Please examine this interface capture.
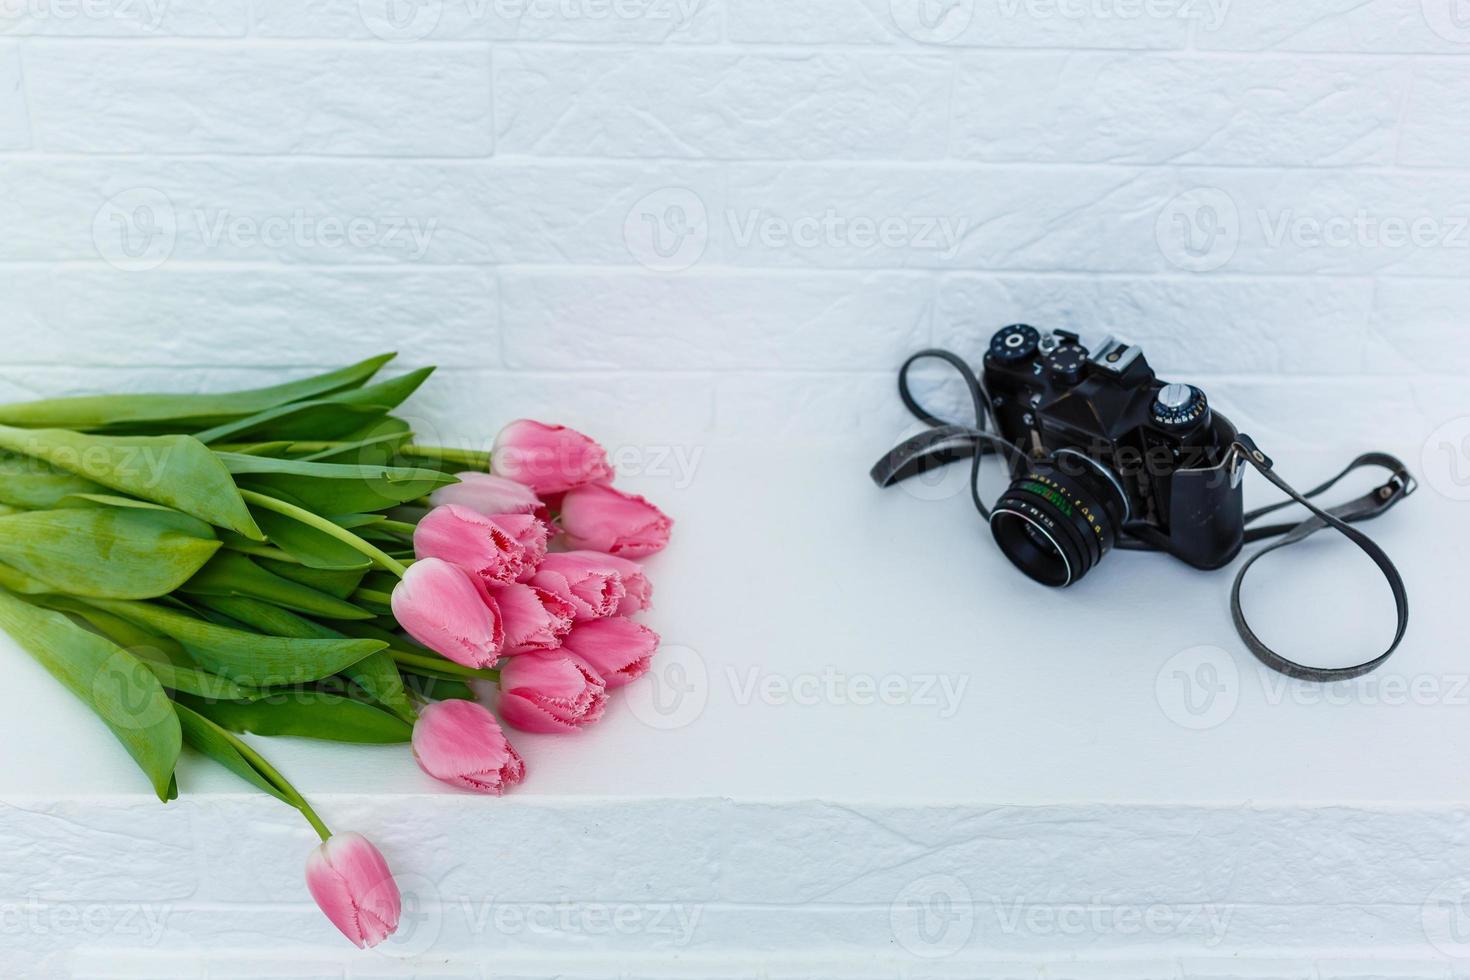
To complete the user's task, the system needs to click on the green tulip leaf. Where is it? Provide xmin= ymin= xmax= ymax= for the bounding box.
xmin=173 ymin=702 xmax=292 ymax=805
xmin=0 ymin=453 xmax=106 ymax=508
xmin=179 ymin=551 xmax=372 ymax=621
xmin=0 ymin=354 xmax=396 ymax=432
xmin=0 ymin=505 xmax=221 ymax=599
xmin=85 ymin=598 xmax=384 ymax=687
xmin=250 ymin=507 xmax=372 ymax=572
xmin=175 ymin=690 xmax=412 ymax=744
xmin=218 ymin=453 xmax=454 ymax=514
xmin=194 ymin=595 xmax=414 ymax=721
xmin=298 ymin=421 xmax=413 ymax=465
xmin=403 ymin=673 xmax=476 ymax=703
xmin=0 ymin=426 xmax=263 ymax=540
xmin=193 ymin=402 xmax=389 ymax=448
xmin=0 ymin=590 xmax=180 ymax=801
xmin=193 ymin=368 xmax=433 ymax=447
xmin=256 ymin=559 xmax=368 ymax=600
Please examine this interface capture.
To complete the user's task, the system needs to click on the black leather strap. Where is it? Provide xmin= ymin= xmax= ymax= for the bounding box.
xmin=871 ymin=347 xmax=1415 ymax=682
xmin=868 ymin=349 xmax=1028 ymax=520
xmin=1228 ymin=435 xmax=1414 ymax=682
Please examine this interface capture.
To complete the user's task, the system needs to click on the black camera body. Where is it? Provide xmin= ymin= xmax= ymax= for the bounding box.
xmin=874 ymin=323 xmax=1415 ymax=680
xmin=983 ymin=324 xmax=1245 ymax=586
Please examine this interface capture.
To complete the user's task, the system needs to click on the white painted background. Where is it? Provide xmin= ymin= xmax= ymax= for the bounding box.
xmin=4 ymin=3 xmax=1470 ymax=977
xmin=1 ymin=0 xmax=1468 ymax=456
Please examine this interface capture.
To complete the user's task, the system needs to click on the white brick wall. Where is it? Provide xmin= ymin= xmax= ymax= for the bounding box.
xmin=0 ymin=0 xmax=1467 ymax=451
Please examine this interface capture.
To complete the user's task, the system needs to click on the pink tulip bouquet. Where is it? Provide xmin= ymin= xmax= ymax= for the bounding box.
xmin=0 ymin=355 xmax=671 ymax=948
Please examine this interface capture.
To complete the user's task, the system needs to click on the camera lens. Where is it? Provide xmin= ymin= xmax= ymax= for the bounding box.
xmin=989 ymin=454 xmax=1128 ymax=587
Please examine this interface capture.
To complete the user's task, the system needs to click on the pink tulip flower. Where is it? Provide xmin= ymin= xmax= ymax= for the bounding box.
xmin=390 ymin=558 xmax=504 ymax=668
xmin=412 ymin=698 xmax=525 ymax=795
xmin=305 ymin=832 xmax=401 ymax=949
xmin=560 ymin=618 xmax=660 ymax=688
xmin=529 ymin=552 xmax=627 ymax=620
xmin=492 ymin=582 xmax=575 ymax=654
xmin=593 ymin=552 xmax=653 ymax=613
xmin=413 ymin=504 xmax=537 ymax=585
xmin=497 ymin=650 xmax=607 ymax=733
xmin=557 ymin=484 xmax=673 ymax=557
xmin=492 ymin=513 xmax=550 ymax=573
xmin=431 ymin=472 xmax=546 ymax=519
xmin=490 ymin=420 xmax=615 ymax=496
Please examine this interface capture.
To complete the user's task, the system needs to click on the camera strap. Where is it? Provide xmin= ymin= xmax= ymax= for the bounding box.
xmin=869 ymin=348 xmax=1416 ymax=683
xmin=1227 ymin=435 xmax=1415 ymax=682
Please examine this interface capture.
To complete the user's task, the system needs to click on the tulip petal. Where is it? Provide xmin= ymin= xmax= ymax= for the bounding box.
xmin=305 ymin=832 xmax=401 ymax=949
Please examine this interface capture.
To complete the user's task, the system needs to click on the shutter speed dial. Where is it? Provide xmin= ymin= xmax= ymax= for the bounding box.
xmin=1151 ymin=383 xmax=1210 ymax=430
xmin=1045 ymin=345 xmax=1088 ymax=386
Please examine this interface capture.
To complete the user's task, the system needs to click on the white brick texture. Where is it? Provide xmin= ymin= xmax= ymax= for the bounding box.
xmin=0 ymin=0 xmax=1466 ymax=450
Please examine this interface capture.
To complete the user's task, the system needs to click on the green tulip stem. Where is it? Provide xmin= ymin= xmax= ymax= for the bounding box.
xmin=399 ymin=445 xmax=491 ymax=470
xmin=388 ymin=648 xmax=499 ymax=682
xmin=238 ymin=489 xmax=409 ymax=579
xmin=213 ymin=722 xmax=331 ymax=842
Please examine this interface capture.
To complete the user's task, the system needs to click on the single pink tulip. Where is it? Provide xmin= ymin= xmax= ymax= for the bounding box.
xmin=413 ymin=504 xmax=537 ymax=585
xmin=560 ymin=618 xmax=660 ymax=688
xmin=390 ymin=558 xmax=504 ymax=668
xmin=594 ymin=552 xmax=653 ymax=613
xmin=431 ymin=472 xmax=546 ymax=519
xmin=529 ymin=552 xmax=627 ymax=620
xmin=492 ymin=513 xmax=550 ymax=574
xmin=492 ymin=582 xmax=575 ymax=654
xmin=305 ymin=832 xmax=401 ymax=949
xmin=497 ymin=650 xmax=607 ymax=733
xmin=411 ymin=698 xmax=525 ymax=795
xmin=490 ymin=419 xmax=615 ymax=496
xmin=557 ymin=484 xmax=673 ymax=558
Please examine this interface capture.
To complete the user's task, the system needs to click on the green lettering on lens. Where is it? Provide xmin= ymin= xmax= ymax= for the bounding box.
xmin=1018 ymin=480 xmax=1073 ymax=517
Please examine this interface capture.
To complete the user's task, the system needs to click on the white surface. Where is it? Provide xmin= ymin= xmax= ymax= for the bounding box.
xmin=1 ymin=2 xmax=1470 ymax=457
xmin=5 ymin=0 xmax=1470 ymax=972
xmin=1 ymin=443 xmax=1462 ymax=806
xmin=3 ymin=441 xmax=1470 ymax=976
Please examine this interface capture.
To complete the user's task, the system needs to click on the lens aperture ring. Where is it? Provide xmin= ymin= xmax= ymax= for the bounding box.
xmin=989 ymin=460 xmax=1125 ymax=588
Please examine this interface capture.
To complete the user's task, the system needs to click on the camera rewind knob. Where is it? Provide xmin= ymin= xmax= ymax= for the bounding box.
xmin=988 ymin=324 xmax=1040 ymax=364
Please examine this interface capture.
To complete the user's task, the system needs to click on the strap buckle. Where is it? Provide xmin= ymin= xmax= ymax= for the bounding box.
xmin=1384 ymin=469 xmax=1418 ymax=500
